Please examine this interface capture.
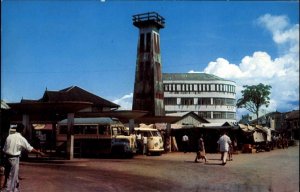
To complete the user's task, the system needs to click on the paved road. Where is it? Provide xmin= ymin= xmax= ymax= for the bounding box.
xmin=19 ymin=145 xmax=299 ymax=192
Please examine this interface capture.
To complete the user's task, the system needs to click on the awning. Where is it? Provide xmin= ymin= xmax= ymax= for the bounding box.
xmin=139 ymin=123 xmax=155 ymax=128
xmin=32 ymin=124 xmax=53 ymax=131
xmin=239 ymin=124 xmax=256 ymax=132
xmin=253 ymin=131 xmax=266 ymax=142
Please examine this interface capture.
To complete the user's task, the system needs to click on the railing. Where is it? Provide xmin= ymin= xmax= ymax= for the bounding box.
xmin=132 ymin=12 xmax=165 ymax=25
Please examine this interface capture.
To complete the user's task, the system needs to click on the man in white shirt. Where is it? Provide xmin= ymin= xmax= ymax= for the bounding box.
xmin=217 ymin=130 xmax=232 ymax=165
xmin=182 ymin=134 xmax=189 ymax=153
xmin=2 ymin=124 xmax=45 ymax=192
xmin=136 ymin=131 xmax=143 ymax=154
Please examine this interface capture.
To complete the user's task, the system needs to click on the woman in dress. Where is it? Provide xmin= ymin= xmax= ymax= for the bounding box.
xmin=194 ymin=135 xmax=208 ymax=163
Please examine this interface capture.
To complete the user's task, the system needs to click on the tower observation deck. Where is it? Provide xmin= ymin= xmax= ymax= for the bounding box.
xmin=132 ymin=12 xmax=165 ymax=29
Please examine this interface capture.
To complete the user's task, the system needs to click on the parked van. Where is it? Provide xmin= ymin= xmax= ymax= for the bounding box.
xmin=133 ymin=127 xmax=164 ymax=155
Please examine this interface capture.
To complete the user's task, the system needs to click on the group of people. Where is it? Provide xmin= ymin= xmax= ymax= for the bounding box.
xmin=271 ymin=134 xmax=289 ymax=149
xmin=0 ymin=124 xmax=45 ymax=192
xmin=183 ymin=130 xmax=233 ymax=165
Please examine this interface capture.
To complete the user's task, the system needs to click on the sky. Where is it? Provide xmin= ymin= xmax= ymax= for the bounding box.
xmin=1 ymin=1 xmax=299 ymax=120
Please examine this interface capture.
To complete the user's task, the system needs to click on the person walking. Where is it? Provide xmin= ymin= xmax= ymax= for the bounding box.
xmin=182 ymin=134 xmax=189 ymax=153
xmin=136 ymin=131 xmax=143 ymax=154
xmin=217 ymin=130 xmax=232 ymax=165
xmin=194 ymin=135 xmax=208 ymax=163
xmin=228 ymin=143 xmax=233 ymax=161
xmin=143 ymin=135 xmax=148 ymax=155
xmin=2 ymin=124 xmax=45 ymax=192
xmin=233 ymin=137 xmax=238 ymax=152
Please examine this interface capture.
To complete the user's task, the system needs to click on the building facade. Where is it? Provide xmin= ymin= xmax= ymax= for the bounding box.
xmin=163 ymin=73 xmax=236 ymax=123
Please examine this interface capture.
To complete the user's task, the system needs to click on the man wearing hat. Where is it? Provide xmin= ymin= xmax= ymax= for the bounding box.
xmin=2 ymin=123 xmax=45 ymax=192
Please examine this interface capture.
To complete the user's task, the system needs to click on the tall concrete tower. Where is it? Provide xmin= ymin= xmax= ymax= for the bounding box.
xmin=132 ymin=12 xmax=165 ymax=116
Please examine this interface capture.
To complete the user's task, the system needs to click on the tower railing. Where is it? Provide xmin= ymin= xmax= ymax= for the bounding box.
xmin=132 ymin=12 xmax=165 ymax=26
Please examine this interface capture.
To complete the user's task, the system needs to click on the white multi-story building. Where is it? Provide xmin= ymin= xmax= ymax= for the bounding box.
xmin=163 ymin=73 xmax=236 ymax=124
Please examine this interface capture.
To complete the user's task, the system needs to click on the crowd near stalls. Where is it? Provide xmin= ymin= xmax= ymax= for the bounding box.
xmin=169 ymin=124 xmax=238 ymax=153
xmin=151 ymin=122 xmax=296 ymax=154
xmin=180 ymin=124 xmax=239 ymax=153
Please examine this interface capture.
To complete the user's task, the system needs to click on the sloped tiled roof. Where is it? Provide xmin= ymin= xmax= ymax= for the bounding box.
xmin=40 ymin=86 xmax=119 ymax=108
xmin=285 ymin=110 xmax=299 ymax=120
xmin=162 ymin=73 xmax=233 ymax=82
xmin=179 ymin=111 xmax=209 ymax=123
xmin=20 ymin=99 xmax=39 ymax=103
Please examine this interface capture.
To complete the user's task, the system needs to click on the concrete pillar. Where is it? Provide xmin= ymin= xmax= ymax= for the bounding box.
xmin=166 ymin=123 xmax=171 ymax=152
xmin=129 ymin=119 xmax=135 ymax=134
xmin=51 ymin=122 xmax=57 ymax=152
xmin=22 ymin=114 xmax=31 ymax=140
xmin=66 ymin=113 xmax=74 ymax=160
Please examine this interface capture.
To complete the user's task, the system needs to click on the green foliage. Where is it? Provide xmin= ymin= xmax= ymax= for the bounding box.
xmin=237 ymin=83 xmax=272 ymax=121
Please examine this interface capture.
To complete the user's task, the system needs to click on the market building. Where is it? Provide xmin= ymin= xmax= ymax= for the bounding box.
xmin=284 ymin=110 xmax=299 ymax=140
xmin=246 ymin=110 xmax=300 ymax=141
xmin=162 ymin=73 xmax=237 ymax=124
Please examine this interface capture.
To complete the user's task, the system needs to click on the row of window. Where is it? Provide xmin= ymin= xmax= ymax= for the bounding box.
xmin=212 ymin=112 xmax=235 ymax=119
xmin=164 ymin=83 xmax=235 ymax=93
xmin=198 ymin=111 xmax=235 ymax=119
xmin=166 ymin=111 xmax=236 ymax=120
xmin=165 ymin=111 xmax=236 ymax=119
xmin=164 ymin=97 xmax=236 ymax=106
xmin=58 ymin=125 xmax=126 ymax=136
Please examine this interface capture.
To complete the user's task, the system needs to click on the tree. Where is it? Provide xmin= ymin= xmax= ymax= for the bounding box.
xmin=236 ymin=83 xmax=272 ymax=124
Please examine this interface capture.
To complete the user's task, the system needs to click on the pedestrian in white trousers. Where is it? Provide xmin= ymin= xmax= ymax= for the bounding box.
xmin=217 ymin=130 xmax=232 ymax=165
xmin=2 ymin=124 xmax=45 ymax=192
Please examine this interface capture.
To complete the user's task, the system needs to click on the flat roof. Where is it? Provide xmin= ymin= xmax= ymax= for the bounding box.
xmin=58 ymin=117 xmax=121 ymax=125
xmin=163 ymin=73 xmax=235 ymax=83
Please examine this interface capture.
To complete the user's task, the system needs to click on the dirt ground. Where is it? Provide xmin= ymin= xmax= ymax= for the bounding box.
xmin=18 ymin=145 xmax=299 ymax=192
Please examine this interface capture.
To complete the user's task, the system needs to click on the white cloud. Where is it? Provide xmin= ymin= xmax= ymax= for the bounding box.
xmin=204 ymin=14 xmax=299 ymax=119
xmin=257 ymin=14 xmax=289 ymax=35
xmin=257 ymin=14 xmax=299 ymax=48
xmin=113 ymin=93 xmax=133 ymax=110
xmin=188 ymin=70 xmax=203 ymax=73
xmin=205 ymin=58 xmax=244 ymax=79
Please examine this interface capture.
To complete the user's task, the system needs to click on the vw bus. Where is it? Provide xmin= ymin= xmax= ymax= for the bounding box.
xmin=134 ymin=127 xmax=164 ymax=155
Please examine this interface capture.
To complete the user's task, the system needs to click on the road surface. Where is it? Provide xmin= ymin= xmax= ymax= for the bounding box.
xmin=18 ymin=145 xmax=299 ymax=192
